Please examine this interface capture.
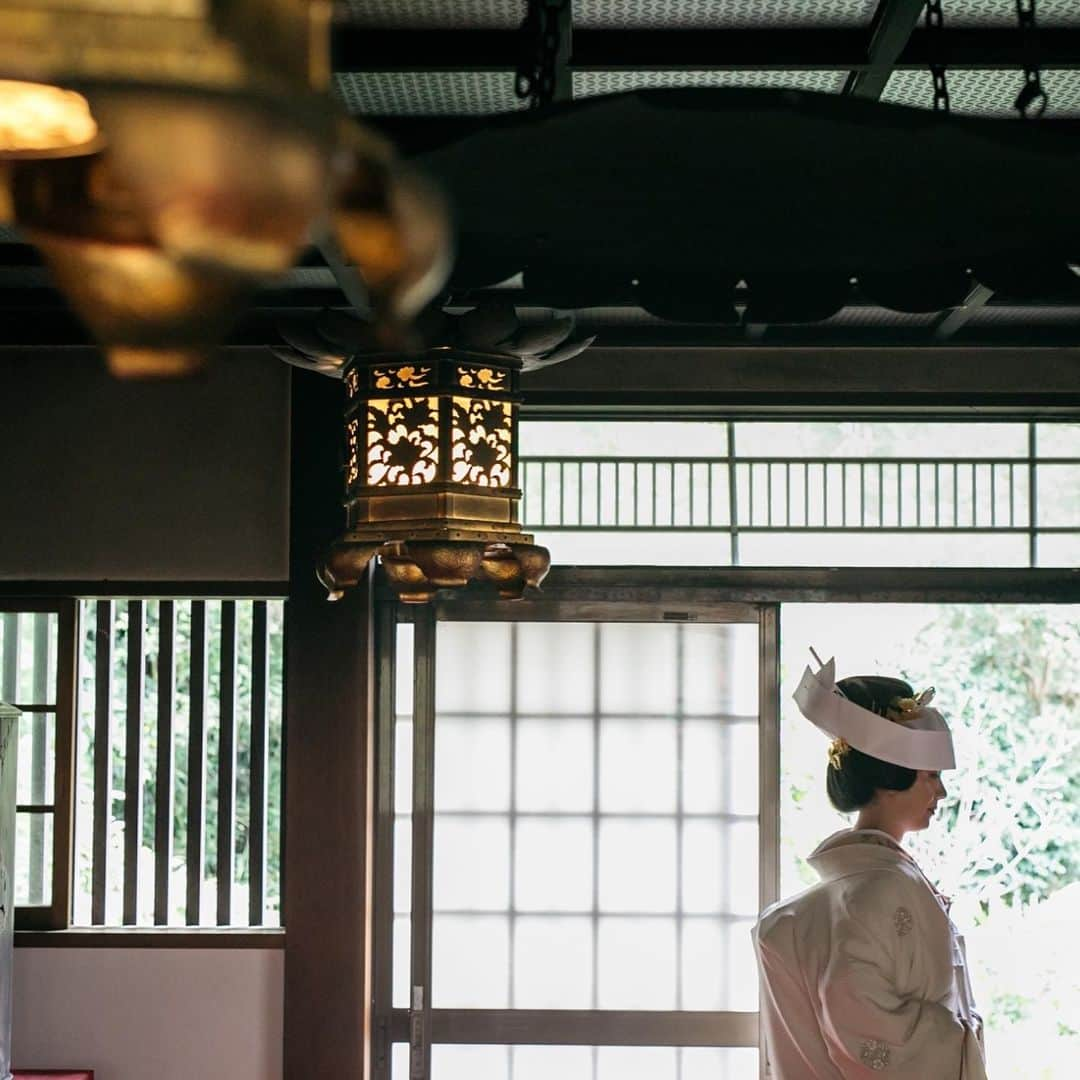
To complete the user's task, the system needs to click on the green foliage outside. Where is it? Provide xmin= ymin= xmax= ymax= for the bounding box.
xmin=74 ymin=599 xmax=284 ymax=926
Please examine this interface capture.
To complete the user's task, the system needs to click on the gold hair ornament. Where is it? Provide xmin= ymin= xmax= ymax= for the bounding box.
xmin=886 ymin=686 xmax=935 ymax=725
xmin=827 ymin=738 xmax=851 ymax=770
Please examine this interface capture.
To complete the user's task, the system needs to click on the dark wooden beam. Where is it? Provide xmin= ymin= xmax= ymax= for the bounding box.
xmin=333 ymin=27 xmax=1080 ymax=73
xmin=284 ymin=368 xmax=374 ymax=1075
xmin=520 ymin=346 xmax=1080 ymax=413
xmin=434 ymin=565 xmax=1080 ymax=606
xmin=845 ymin=0 xmax=926 ymax=99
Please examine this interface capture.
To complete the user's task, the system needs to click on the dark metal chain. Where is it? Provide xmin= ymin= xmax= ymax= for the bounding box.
xmin=1015 ymin=0 xmax=1049 ymax=119
xmin=925 ymin=0 xmax=950 ymax=114
xmin=515 ymin=0 xmax=570 ymax=109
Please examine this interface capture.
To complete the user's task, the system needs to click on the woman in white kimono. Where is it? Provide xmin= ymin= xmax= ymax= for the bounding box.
xmin=753 ymin=655 xmax=988 ymax=1078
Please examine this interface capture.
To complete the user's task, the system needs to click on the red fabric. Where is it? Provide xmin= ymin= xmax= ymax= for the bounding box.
xmin=14 ymin=1072 xmax=93 ymax=1079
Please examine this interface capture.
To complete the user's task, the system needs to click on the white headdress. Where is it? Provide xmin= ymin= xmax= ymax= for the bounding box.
xmin=793 ymin=650 xmax=956 ymax=771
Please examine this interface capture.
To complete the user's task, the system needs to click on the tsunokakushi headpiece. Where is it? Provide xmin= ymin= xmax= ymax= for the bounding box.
xmin=793 ymin=649 xmax=956 ymax=771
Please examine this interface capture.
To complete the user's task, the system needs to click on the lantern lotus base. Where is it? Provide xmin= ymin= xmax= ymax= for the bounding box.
xmin=318 ymin=537 xmax=550 ymax=604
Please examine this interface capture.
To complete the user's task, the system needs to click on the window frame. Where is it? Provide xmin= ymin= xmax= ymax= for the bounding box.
xmin=2 ymin=597 xmax=77 ymax=932
xmin=3 ymin=588 xmax=288 ymax=944
xmin=370 ymin=572 xmax=781 ymax=1079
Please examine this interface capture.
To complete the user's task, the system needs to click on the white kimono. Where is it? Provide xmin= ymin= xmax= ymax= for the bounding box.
xmin=753 ymin=829 xmax=988 ymax=1079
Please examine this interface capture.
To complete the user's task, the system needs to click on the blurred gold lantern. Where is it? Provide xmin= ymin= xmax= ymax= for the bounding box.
xmin=0 ymin=0 xmax=451 ymax=377
xmin=319 ymin=346 xmax=550 ymax=604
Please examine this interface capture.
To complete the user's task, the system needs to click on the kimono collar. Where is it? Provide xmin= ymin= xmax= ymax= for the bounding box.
xmin=806 ymin=828 xmax=916 ymax=883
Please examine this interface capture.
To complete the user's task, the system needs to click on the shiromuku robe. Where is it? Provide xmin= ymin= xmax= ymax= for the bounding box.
xmin=752 ymin=829 xmax=987 ymax=1078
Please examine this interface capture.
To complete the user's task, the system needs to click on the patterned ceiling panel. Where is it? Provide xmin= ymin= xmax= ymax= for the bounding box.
xmin=339 ymin=0 xmax=526 ymax=27
xmin=822 ymin=307 xmax=939 ymax=327
xmin=967 ymin=306 xmax=1080 ymax=326
xmin=574 ymin=0 xmax=877 ymax=28
xmin=574 ymin=69 xmax=848 ymax=98
xmin=941 ymin=0 xmax=1080 ymax=27
xmin=334 ymin=71 xmax=527 ymax=115
xmin=882 ymin=69 xmax=1080 ymax=117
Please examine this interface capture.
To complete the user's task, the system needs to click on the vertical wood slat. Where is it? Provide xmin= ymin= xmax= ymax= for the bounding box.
xmin=50 ymin=600 xmax=78 ymax=931
xmin=248 ymin=601 xmax=269 ymax=927
xmin=371 ymin=584 xmax=398 ymax=1080
xmin=29 ymin=613 xmax=50 ymax=903
xmin=154 ymin=601 xmax=176 ymax=926
xmin=123 ymin=600 xmax=145 ymax=925
xmin=91 ymin=601 xmax=113 ymax=925
xmin=186 ymin=601 xmax=208 ymax=925
xmin=217 ymin=600 xmax=237 ymax=926
xmin=409 ymin=607 xmax=437 ymax=1080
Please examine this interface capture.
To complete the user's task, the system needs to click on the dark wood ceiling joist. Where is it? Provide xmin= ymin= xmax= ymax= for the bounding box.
xmin=333 ymin=27 xmax=1080 ymax=74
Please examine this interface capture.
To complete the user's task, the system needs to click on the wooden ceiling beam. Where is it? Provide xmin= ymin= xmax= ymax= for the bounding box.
xmin=333 ymin=27 xmax=1080 ymax=73
xmin=845 ymin=0 xmax=926 ymax=99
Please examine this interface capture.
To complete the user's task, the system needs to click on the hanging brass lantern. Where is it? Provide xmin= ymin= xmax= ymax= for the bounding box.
xmin=276 ymin=302 xmax=596 ymax=603
xmin=322 ymin=347 xmax=550 ymax=603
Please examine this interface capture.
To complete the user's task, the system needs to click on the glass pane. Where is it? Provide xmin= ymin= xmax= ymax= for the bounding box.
xmin=516 ymin=623 xmax=595 ymax=714
xmin=1 ymin=611 xmax=58 ymax=706
xmin=516 ymin=719 xmax=593 ymax=812
xmin=15 ymin=810 xmax=53 ymax=906
xmin=393 ymin=624 xmax=414 ymax=1008
xmin=599 ymin=720 xmax=677 ymax=813
xmin=434 ymin=718 xmax=510 ymax=812
xmin=682 ymin=820 xmax=759 ymax=918
xmin=393 ymin=913 xmax=410 ymax=1009
xmin=515 ymin=817 xmax=593 ymax=912
xmin=1037 ymin=465 xmax=1080 ymax=526
xmin=734 ymin=420 xmax=1028 ymax=458
xmin=596 ymin=1046 xmax=676 ymax=1080
xmin=1037 ymin=422 xmax=1080 ymax=456
xmin=514 ymin=1046 xmax=591 ymax=1080
xmin=513 ymin=915 xmax=593 ymax=1009
xmin=683 ymin=720 xmax=759 ymax=816
xmin=596 ymin=917 xmax=677 ymax=1009
xmin=433 ymin=914 xmax=510 ymax=1007
xmin=430 ymin=1045 xmax=506 ymax=1080
xmin=599 ymin=819 xmax=677 ymax=913
xmin=1036 ymin=533 xmax=1080 ymax=567
xmin=741 ymin=530 xmax=1027 ymax=568
xmin=434 ymin=816 xmax=510 ymax=912
xmin=436 ymin=623 xmax=511 ymax=714
xmin=682 ymin=918 xmax=759 ymax=1012
xmin=682 ymin=624 xmax=757 ymax=716
xmin=16 ymin=712 xmax=55 ymax=806
xmin=599 ymin=624 xmax=678 ymax=715
xmin=530 ymin=531 xmax=734 ymax=567
xmin=681 ymin=1047 xmax=759 ymax=1080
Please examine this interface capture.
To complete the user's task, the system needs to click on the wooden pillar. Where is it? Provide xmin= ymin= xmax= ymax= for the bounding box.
xmin=284 ymin=367 xmax=374 ymax=1077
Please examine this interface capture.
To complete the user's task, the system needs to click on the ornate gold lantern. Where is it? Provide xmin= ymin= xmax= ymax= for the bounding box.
xmin=0 ymin=0 xmax=450 ymax=377
xmin=277 ymin=303 xmax=594 ymax=603
xmin=323 ymin=347 xmax=548 ymax=604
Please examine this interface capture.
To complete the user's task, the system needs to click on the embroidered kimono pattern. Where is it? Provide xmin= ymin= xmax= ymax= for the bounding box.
xmin=752 ymin=829 xmax=988 ymax=1079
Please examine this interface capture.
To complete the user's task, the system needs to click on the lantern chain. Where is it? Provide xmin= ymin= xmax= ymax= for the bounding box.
xmin=925 ymin=0 xmax=950 ymax=115
xmin=515 ymin=0 xmax=571 ymax=109
xmin=1014 ymin=0 xmax=1049 ymax=119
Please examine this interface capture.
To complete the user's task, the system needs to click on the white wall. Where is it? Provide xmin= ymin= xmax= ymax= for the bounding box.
xmin=12 ymin=948 xmax=282 ymax=1079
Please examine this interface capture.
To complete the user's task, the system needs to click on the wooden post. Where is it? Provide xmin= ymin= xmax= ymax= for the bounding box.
xmin=284 ymin=368 xmax=375 ymax=1076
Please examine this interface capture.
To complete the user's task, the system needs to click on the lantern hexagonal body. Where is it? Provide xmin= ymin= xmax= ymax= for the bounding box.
xmin=324 ymin=346 xmax=551 ymax=603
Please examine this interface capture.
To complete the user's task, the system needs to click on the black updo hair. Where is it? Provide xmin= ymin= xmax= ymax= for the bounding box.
xmin=826 ymin=675 xmax=918 ymax=813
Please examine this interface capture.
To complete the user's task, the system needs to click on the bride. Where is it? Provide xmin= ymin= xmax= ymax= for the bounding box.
xmin=753 ymin=655 xmax=988 ymax=1078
